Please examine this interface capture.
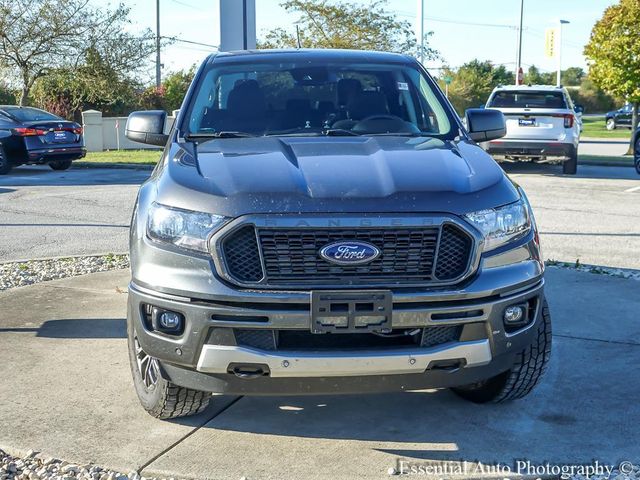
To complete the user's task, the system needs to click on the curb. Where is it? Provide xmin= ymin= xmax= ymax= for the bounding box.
xmin=578 ymin=159 xmax=635 ymax=168
xmin=72 ymin=162 xmax=155 ymax=170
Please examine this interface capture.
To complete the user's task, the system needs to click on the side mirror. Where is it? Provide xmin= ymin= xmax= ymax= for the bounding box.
xmin=574 ymin=104 xmax=584 ymax=114
xmin=465 ymin=108 xmax=506 ymax=142
xmin=125 ymin=110 xmax=168 ymax=146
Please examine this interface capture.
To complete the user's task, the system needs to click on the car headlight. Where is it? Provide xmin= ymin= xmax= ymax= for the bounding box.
xmin=147 ymin=203 xmax=226 ymax=253
xmin=465 ymin=198 xmax=531 ymax=251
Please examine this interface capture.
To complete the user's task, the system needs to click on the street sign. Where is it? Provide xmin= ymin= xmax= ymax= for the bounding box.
xmin=545 ymin=28 xmax=557 ymax=58
xmin=443 ymin=75 xmax=453 ymax=85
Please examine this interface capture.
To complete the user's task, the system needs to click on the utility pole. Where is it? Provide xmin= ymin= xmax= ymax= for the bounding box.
xmin=515 ymin=0 xmax=524 ymax=85
xmin=155 ymin=0 xmax=161 ymax=87
xmin=557 ymin=19 xmax=570 ymax=87
xmin=418 ymin=0 xmax=425 ymax=65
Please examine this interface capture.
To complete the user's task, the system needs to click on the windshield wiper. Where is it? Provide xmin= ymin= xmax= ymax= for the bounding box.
xmin=366 ymin=132 xmax=434 ymax=137
xmin=184 ymin=131 xmax=256 ymax=140
xmin=323 ymin=128 xmax=360 ymax=136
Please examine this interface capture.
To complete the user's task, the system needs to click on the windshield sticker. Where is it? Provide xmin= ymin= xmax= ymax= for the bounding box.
xmin=397 ymin=82 xmax=409 ymax=91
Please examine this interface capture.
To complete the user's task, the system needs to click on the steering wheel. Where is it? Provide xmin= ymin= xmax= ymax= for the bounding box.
xmin=352 ymin=114 xmax=419 ymax=134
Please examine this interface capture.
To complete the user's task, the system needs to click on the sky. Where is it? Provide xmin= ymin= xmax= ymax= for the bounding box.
xmin=110 ymin=0 xmax=617 ymax=81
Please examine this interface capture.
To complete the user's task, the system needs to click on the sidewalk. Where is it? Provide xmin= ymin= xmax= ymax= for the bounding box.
xmin=0 ymin=268 xmax=639 ymax=479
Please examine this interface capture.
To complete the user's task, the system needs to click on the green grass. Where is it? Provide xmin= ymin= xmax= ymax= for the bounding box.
xmin=79 ymin=150 xmax=162 ymax=165
xmin=581 ymin=116 xmax=634 ymax=139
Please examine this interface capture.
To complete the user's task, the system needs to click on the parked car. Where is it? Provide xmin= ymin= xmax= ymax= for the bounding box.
xmin=483 ymin=85 xmax=581 ymax=174
xmin=633 ymin=127 xmax=640 ymax=174
xmin=0 ymin=106 xmax=86 ymax=174
xmin=605 ymin=104 xmax=634 ymax=130
xmin=124 ymin=49 xmax=550 ymax=420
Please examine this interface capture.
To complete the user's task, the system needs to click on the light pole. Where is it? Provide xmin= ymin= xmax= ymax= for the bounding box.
xmin=515 ymin=0 xmax=524 ymax=85
xmin=418 ymin=0 xmax=425 ymax=64
xmin=557 ymin=19 xmax=570 ymax=87
xmin=155 ymin=0 xmax=161 ymax=87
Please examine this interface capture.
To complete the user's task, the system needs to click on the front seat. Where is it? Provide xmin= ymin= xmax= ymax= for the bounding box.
xmin=226 ymin=79 xmax=267 ymax=134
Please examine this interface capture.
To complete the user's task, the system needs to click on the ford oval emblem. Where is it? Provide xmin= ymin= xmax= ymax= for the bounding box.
xmin=319 ymin=241 xmax=380 ymax=265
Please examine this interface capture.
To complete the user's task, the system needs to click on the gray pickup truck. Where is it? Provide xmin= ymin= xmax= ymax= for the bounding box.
xmin=125 ymin=49 xmax=551 ymax=419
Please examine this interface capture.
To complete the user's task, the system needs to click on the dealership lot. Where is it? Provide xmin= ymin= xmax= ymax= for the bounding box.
xmin=0 ymin=161 xmax=639 ymax=479
xmin=1 ymin=162 xmax=638 ymax=269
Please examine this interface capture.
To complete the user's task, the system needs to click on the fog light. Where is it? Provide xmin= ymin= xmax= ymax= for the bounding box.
xmin=159 ymin=311 xmax=181 ymax=329
xmin=151 ymin=307 xmax=184 ymax=334
xmin=503 ymin=305 xmax=525 ymax=324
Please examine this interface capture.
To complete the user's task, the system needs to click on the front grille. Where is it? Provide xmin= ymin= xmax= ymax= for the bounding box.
xmin=221 ymin=226 xmax=263 ymax=282
xmin=434 ymin=225 xmax=473 ymax=280
xmin=219 ymin=222 xmax=474 ymax=288
xmin=233 ymin=326 xmax=461 ymax=351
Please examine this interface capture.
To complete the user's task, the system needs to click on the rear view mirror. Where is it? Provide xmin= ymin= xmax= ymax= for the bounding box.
xmin=465 ymin=108 xmax=506 ymax=142
xmin=125 ymin=110 xmax=168 ymax=146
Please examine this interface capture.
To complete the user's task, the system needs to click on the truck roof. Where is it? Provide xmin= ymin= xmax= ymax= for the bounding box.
xmin=208 ymin=48 xmax=414 ymax=65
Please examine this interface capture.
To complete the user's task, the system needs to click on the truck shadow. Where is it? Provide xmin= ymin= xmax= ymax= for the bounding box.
xmin=0 ymin=318 xmax=126 ymax=338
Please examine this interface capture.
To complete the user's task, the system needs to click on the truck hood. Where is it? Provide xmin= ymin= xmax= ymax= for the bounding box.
xmin=155 ymin=136 xmax=520 ymax=217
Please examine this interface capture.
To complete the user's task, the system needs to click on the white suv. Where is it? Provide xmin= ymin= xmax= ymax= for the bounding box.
xmin=483 ymin=85 xmax=581 ymax=174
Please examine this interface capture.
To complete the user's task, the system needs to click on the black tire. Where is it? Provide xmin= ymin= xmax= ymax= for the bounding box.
xmin=0 ymin=146 xmax=12 ymax=175
xmin=562 ymin=150 xmax=578 ymax=175
xmin=606 ymin=118 xmax=616 ymax=130
xmin=49 ymin=159 xmax=73 ymax=171
xmin=452 ymin=300 xmax=552 ymax=404
xmin=634 ymin=137 xmax=640 ymax=175
xmin=127 ymin=326 xmax=210 ymax=419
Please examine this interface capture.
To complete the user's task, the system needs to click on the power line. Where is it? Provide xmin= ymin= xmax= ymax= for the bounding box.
xmin=163 ymin=36 xmax=218 ymax=49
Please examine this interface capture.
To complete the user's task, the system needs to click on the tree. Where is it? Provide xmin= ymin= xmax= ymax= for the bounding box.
xmin=163 ymin=67 xmax=196 ymax=112
xmin=584 ymin=0 xmax=640 ymax=151
xmin=562 ymin=67 xmax=585 ymax=86
xmin=443 ymin=60 xmax=514 ymax=114
xmin=0 ymin=0 xmax=155 ymax=105
xmin=31 ymin=48 xmax=139 ymax=120
xmin=260 ymin=0 xmax=438 ymax=61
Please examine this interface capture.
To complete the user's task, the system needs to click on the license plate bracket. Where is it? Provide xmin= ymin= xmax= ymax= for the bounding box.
xmin=311 ymin=290 xmax=392 ymax=334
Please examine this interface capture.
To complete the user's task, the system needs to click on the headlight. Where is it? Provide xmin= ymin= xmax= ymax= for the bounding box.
xmin=147 ymin=203 xmax=226 ymax=253
xmin=465 ymin=198 xmax=531 ymax=251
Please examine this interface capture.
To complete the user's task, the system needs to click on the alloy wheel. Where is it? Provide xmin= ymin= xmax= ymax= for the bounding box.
xmin=134 ymin=337 xmax=160 ymax=389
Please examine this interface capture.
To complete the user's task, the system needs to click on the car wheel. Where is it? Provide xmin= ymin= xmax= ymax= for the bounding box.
xmin=562 ymin=150 xmax=578 ymax=175
xmin=49 ymin=159 xmax=73 ymax=171
xmin=0 ymin=146 xmax=12 ymax=175
xmin=127 ymin=327 xmax=211 ymax=420
xmin=635 ymin=137 xmax=640 ymax=175
xmin=606 ymin=118 xmax=617 ymax=130
xmin=452 ymin=300 xmax=552 ymax=403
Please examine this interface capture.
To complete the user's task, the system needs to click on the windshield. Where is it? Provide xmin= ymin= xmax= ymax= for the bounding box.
xmin=1 ymin=107 xmax=61 ymax=122
xmin=487 ymin=91 xmax=567 ymax=109
xmin=184 ymin=59 xmax=454 ymax=138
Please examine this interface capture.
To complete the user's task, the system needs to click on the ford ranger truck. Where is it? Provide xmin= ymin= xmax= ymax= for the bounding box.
xmin=124 ymin=49 xmax=550 ymax=419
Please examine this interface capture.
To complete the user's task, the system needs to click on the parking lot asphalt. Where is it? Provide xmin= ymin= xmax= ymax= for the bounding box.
xmin=0 ymin=267 xmax=638 ymax=479
xmin=2 ymin=162 xmax=638 ymax=269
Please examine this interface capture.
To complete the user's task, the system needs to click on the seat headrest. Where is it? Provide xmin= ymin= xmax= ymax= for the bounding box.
xmin=347 ymin=91 xmax=389 ymax=120
xmin=227 ymin=80 xmax=266 ymax=118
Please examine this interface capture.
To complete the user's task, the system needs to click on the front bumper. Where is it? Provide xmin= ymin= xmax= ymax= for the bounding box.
xmin=128 ymin=254 xmax=545 ymax=395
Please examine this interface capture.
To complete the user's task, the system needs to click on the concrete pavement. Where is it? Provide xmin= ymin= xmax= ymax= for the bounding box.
xmin=0 ymin=166 xmax=147 ymax=262
xmin=0 ymin=267 xmax=638 ymax=479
